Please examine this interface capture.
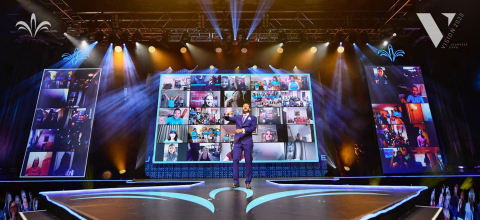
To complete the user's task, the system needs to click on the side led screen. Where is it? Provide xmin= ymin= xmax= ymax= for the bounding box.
xmin=364 ymin=66 xmax=444 ymax=173
xmin=20 ymin=68 xmax=101 ymax=178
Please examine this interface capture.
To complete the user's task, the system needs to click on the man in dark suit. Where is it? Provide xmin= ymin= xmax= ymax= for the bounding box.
xmin=225 ymin=103 xmax=257 ymax=189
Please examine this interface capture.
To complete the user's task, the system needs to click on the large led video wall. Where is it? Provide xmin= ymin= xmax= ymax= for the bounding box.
xmin=154 ymin=74 xmax=318 ymax=163
xmin=364 ymin=66 xmax=444 ymax=174
xmin=20 ymin=69 xmax=101 ymax=178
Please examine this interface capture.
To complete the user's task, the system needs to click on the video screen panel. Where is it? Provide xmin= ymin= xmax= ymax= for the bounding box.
xmin=20 ymin=69 xmax=101 ymax=178
xmin=364 ymin=66 xmax=444 ymax=174
xmin=153 ymin=74 xmax=318 ymax=163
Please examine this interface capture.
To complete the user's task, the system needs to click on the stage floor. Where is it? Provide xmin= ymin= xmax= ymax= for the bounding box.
xmin=40 ymin=178 xmax=426 ymax=220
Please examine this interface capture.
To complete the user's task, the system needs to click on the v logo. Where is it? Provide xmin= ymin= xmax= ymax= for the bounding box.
xmin=417 ymin=13 xmax=456 ymax=47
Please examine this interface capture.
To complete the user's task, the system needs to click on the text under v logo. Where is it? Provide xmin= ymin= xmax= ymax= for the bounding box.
xmin=417 ymin=13 xmax=456 ymax=47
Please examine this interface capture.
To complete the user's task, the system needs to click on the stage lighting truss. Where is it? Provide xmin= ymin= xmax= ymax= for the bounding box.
xmin=37 ymin=1 xmax=421 ymax=43
xmin=59 ymin=28 xmax=409 ymax=45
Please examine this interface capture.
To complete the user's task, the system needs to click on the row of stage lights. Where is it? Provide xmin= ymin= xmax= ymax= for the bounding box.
xmin=111 ymin=41 xmax=391 ymax=54
xmin=71 ymin=29 xmax=396 ymax=54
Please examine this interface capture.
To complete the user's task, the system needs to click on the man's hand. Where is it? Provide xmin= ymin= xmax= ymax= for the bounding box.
xmin=227 ymin=110 xmax=233 ymax=115
xmin=235 ymin=129 xmax=243 ymax=134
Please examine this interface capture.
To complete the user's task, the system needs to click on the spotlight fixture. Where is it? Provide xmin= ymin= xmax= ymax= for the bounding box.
xmin=79 ymin=32 xmax=88 ymax=42
xmin=132 ymin=29 xmax=143 ymax=42
xmin=326 ymin=42 xmax=330 ymax=46
xmin=335 ymin=30 xmax=344 ymax=43
xmin=393 ymin=33 xmax=397 ymax=37
xmin=115 ymin=46 xmax=122 ymax=53
xmin=120 ymin=30 xmax=130 ymax=43
xmin=337 ymin=46 xmax=344 ymax=53
xmin=360 ymin=32 xmax=370 ymax=44
xmin=81 ymin=40 xmax=87 ymax=46
xmin=277 ymin=47 xmax=284 ymax=54
xmin=94 ymin=31 xmax=105 ymax=42
xmin=210 ymin=65 xmax=214 ymax=69
xmin=299 ymin=32 xmax=308 ymax=44
xmin=383 ymin=41 xmax=388 ymax=46
xmin=215 ymin=47 xmax=222 ymax=53
xmin=180 ymin=47 xmax=187 ymax=53
xmin=241 ymin=37 xmax=249 ymax=47
xmin=277 ymin=31 xmax=288 ymax=44
xmin=160 ymin=31 xmax=169 ymax=43
xmin=348 ymin=33 xmax=358 ymax=44
xmin=108 ymin=32 xmax=120 ymax=44
xmin=252 ymin=65 xmax=257 ymax=69
xmin=119 ymin=169 xmax=126 ymax=174
xmin=310 ymin=46 xmax=317 ymax=53
xmin=148 ymin=46 xmax=155 ymax=53
xmin=241 ymin=47 xmax=248 ymax=53
xmin=180 ymin=31 xmax=191 ymax=46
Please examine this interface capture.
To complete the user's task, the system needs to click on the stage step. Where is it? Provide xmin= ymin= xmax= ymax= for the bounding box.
xmin=20 ymin=210 xmax=60 ymax=220
xmin=399 ymin=206 xmax=444 ymax=220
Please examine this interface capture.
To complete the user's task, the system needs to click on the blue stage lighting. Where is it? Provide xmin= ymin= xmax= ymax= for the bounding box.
xmin=123 ymin=44 xmax=139 ymax=87
xmin=247 ymin=0 xmax=275 ymax=39
xmin=197 ymin=0 xmax=223 ymax=39
xmin=230 ymin=0 xmax=244 ymax=40
xmin=99 ymin=44 xmax=114 ymax=95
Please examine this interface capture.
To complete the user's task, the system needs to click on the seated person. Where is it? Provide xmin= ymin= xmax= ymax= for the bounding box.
xmin=164 ymin=108 xmax=188 ymax=125
xmin=164 ymin=129 xmax=183 ymax=143
xmin=263 ymin=130 xmax=275 ymax=142
xmin=164 ymin=144 xmax=178 ymax=161
xmin=221 ymin=76 xmax=235 ymax=90
xmin=198 ymin=146 xmax=214 ymax=161
xmin=389 ymin=150 xmax=408 ymax=171
xmin=202 ymin=93 xmax=218 ymax=107
xmin=407 ymin=85 xmax=424 ymax=103
xmin=264 ymin=113 xmax=277 ymax=124
xmin=223 ymin=145 xmax=245 ymax=161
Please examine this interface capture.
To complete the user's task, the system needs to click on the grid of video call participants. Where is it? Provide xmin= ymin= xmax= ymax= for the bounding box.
xmin=154 ymin=74 xmax=318 ymax=163
xmin=20 ymin=69 xmax=101 ymax=177
xmin=365 ymin=66 xmax=444 ymax=174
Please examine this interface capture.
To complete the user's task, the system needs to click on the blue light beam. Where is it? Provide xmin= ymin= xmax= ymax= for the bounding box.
xmin=230 ymin=0 xmax=244 ymax=40
xmin=99 ymin=44 xmax=114 ymax=95
xmin=247 ymin=0 xmax=275 ymax=40
xmin=123 ymin=44 xmax=139 ymax=87
xmin=197 ymin=0 xmax=223 ymax=39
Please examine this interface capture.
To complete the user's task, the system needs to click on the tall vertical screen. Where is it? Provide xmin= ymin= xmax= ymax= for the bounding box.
xmin=364 ymin=66 xmax=444 ymax=173
xmin=20 ymin=69 xmax=101 ymax=178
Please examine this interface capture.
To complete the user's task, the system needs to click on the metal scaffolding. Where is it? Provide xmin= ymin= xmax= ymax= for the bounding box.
xmin=28 ymin=0 xmax=421 ymax=43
